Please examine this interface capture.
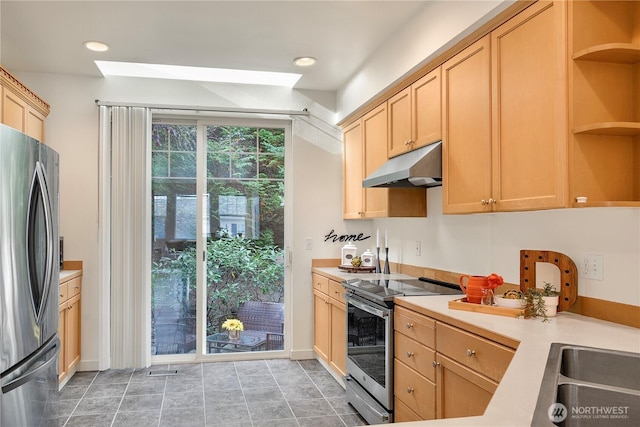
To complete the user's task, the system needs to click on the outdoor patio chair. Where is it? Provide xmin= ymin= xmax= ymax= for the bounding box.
xmin=266 ymin=332 xmax=284 ymax=350
xmin=236 ymin=301 xmax=284 ymax=334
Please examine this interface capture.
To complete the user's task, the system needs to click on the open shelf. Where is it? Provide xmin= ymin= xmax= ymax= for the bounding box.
xmin=573 ymin=43 xmax=640 ymax=64
xmin=573 ymin=122 xmax=640 ymax=137
xmin=569 ymin=2 xmax=639 ymax=208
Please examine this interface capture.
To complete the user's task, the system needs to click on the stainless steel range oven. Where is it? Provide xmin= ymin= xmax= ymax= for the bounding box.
xmin=342 ymin=277 xmax=463 ymax=424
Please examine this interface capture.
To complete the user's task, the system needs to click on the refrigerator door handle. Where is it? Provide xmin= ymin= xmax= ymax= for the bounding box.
xmin=26 ymin=161 xmax=55 ymax=321
xmin=1 ymin=336 xmax=60 ymax=394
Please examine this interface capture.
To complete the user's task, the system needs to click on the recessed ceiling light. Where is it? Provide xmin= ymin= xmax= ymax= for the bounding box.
xmin=84 ymin=41 xmax=109 ymax=52
xmin=293 ymin=57 xmax=317 ymax=67
xmin=94 ymin=60 xmax=303 ymax=87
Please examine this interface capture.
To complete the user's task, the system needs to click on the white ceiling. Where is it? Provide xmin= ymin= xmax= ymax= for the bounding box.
xmin=0 ymin=0 xmax=429 ymax=91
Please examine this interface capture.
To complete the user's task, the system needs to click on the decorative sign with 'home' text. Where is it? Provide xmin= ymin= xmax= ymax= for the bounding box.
xmin=324 ymin=229 xmax=371 ymax=243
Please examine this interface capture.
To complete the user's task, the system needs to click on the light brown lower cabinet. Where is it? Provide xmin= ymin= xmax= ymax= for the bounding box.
xmin=312 ymin=272 xmax=347 ymax=377
xmin=435 ymin=353 xmax=497 ymax=419
xmin=393 ymin=303 xmax=515 ymax=421
xmin=59 ymin=273 xmax=82 ymax=384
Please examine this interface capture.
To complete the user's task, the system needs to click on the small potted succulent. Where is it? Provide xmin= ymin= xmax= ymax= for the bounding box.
xmin=524 ymin=282 xmax=560 ymax=322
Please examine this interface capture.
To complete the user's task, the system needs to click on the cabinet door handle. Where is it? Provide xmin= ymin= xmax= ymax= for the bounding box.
xmin=432 ymin=361 xmax=440 ymax=368
xmin=406 ymin=323 xmax=414 ymax=329
xmin=488 ymin=198 xmax=496 ymax=205
xmin=406 ymin=351 xmax=414 ymax=358
xmin=481 ymin=199 xmax=487 ymax=205
xmin=406 ymin=387 xmax=414 ymax=394
xmin=466 ymin=349 xmax=476 ymax=357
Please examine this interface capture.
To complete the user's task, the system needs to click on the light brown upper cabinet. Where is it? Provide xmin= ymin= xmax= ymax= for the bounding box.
xmin=442 ymin=37 xmax=492 ymax=214
xmin=343 ymin=103 xmax=427 ymax=219
xmin=443 ymin=1 xmax=568 ymax=213
xmin=388 ymin=68 xmax=441 ymax=158
xmin=1 ymin=66 xmax=49 ymax=142
xmin=490 ymin=0 xmax=568 ymax=212
xmin=568 ymin=0 xmax=640 ymax=207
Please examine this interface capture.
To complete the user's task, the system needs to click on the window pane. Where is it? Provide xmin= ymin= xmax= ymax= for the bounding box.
xmin=258 ymin=154 xmax=284 ymax=179
xmin=230 ymin=154 xmax=257 ymax=179
xmin=170 ymin=152 xmax=197 ymax=177
xmin=151 ymin=123 xmax=198 ymax=356
xmin=258 ymin=128 xmax=285 ymax=152
xmin=171 ymin=125 xmax=197 ymax=151
xmin=152 ymin=152 xmax=168 ymax=177
xmin=207 ymin=152 xmax=230 ymax=178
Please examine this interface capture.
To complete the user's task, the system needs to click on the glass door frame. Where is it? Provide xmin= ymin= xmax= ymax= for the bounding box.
xmin=151 ymin=115 xmax=292 ymax=363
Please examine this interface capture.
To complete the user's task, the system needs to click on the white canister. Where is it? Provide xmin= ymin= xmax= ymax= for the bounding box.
xmin=341 ymin=243 xmax=358 ymax=266
xmin=360 ymin=249 xmax=375 ymax=267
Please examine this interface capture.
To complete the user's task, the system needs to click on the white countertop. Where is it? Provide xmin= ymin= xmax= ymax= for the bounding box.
xmin=59 ymin=269 xmax=82 ymax=283
xmin=311 ymin=267 xmax=640 ymax=426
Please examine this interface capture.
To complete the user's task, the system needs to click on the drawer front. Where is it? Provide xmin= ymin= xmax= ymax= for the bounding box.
xmin=312 ymin=273 xmax=329 ymax=295
xmin=394 ymin=397 xmax=422 ymax=422
xmin=395 ymin=331 xmax=436 ymax=381
xmin=436 ymin=322 xmax=514 ymax=382
xmin=59 ymin=283 xmax=68 ymax=303
xmin=328 ymin=279 xmax=345 ymax=303
xmin=394 ymin=359 xmax=436 ymax=420
xmin=67 ymin=277 xmax=82 ymax=298
xmin=394 ymin=305 xmax=435 ymax=348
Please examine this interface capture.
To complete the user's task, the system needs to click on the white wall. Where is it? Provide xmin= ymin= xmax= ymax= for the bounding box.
xmin=336 ymin=0 xmax=511 ymax=121
xmin=16 ymin=72 xmax=357 ymax=368
xmin=15 ymin=0 xmax=639 ymax=371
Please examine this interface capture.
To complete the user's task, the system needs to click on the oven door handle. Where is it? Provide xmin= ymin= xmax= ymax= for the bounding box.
xmin=345 ymin=294 xmax=390 ymax=318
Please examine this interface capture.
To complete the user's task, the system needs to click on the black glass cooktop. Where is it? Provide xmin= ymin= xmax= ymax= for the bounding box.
xmin=342 ymin=277 xmax=463 ymax=303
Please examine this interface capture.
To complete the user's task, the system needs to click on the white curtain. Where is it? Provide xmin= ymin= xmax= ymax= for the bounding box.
xmin=98 ymin=106 xmax=152 ymax=369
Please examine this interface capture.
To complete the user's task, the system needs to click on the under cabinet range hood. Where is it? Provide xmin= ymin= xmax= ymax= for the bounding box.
xmin=362 ymin=141 xmax=442 ymax=188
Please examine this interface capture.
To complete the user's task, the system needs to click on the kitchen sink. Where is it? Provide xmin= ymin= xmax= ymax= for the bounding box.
xmin=560 ymin=346 xmax=640 ymax=391
xmin=533 ymin=343 xmax=640 ymax=426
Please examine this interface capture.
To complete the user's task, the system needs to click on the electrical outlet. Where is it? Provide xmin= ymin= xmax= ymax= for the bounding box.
xmin=304 ymin=237 xmax=313 ymax=251
xmin=415 ymin=241 xmax=421 ymax=256
xmin=581 ymin=254 xmax=603 ymax=280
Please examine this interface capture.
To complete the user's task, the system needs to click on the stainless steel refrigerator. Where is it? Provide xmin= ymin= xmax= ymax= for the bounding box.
xmin=0 ymin=123 xmax=60 ymax=426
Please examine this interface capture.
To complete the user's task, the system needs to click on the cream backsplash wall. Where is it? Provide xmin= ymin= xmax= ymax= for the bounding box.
xmin=374 ymin=189 xmax=640 ymax=306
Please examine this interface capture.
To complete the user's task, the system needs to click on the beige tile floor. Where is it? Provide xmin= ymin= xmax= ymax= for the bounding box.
xmin=57 ymin=359 xmax=367 ymax=427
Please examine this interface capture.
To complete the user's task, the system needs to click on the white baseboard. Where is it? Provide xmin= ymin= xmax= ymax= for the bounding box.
xmin=289 ymin=348 xmax=315 ymax=360
xmin=77 ymin=359 xmax=100 ymax=372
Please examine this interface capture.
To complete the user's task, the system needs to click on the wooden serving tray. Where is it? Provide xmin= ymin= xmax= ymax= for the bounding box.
xmin=448 ymin=298 xmax=525 ymax=318
xmin=338 ymin=265 xmax=376 ymax=273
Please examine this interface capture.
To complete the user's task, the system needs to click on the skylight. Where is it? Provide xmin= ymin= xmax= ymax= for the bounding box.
xmin=94 ymin=61 xmax=302 ymax=87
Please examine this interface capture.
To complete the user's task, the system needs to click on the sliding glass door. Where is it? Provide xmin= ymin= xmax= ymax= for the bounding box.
xmin=151 ymin=119 xmax=286 ymax=358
